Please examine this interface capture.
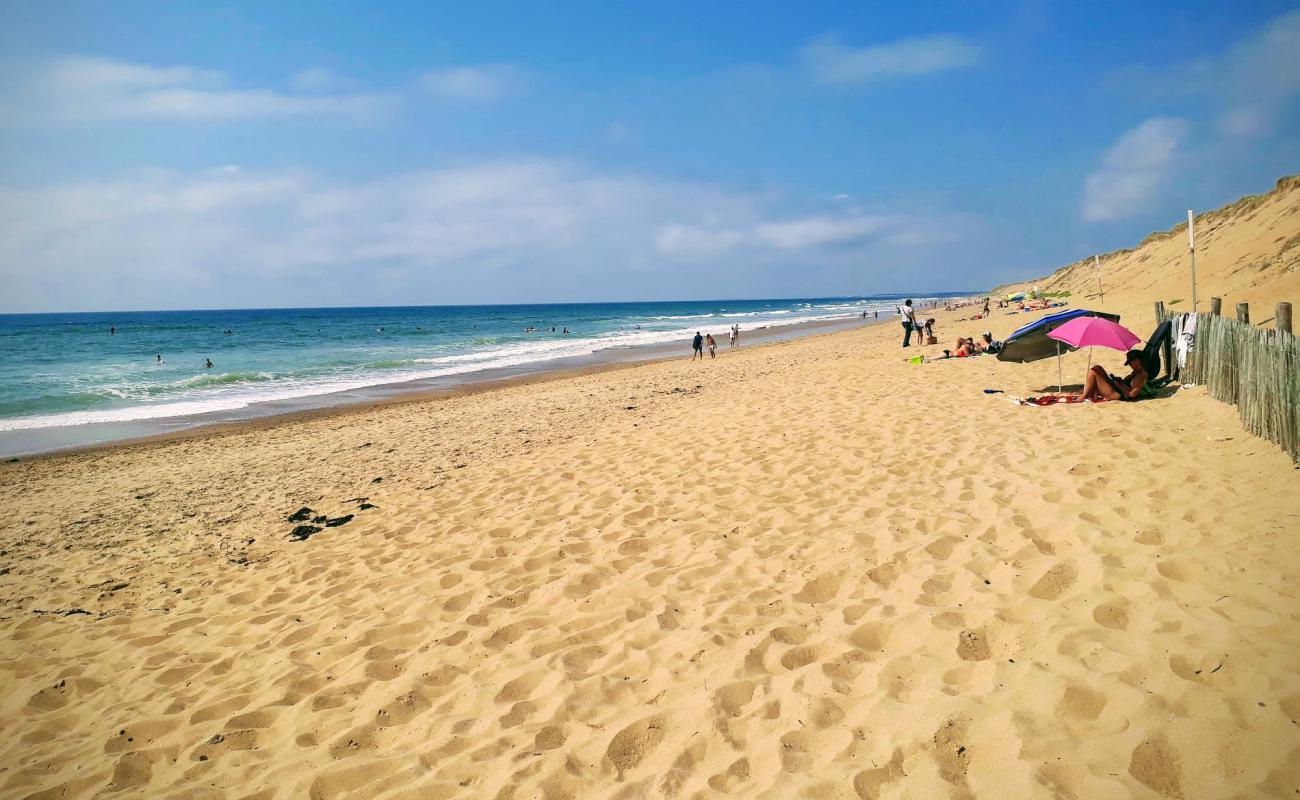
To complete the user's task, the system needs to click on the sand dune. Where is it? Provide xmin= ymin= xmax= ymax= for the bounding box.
xmin=1001 ymin=174 xmax=1300 ymax=318
xmin=2 ymin=180 xmax=1299 ymax=798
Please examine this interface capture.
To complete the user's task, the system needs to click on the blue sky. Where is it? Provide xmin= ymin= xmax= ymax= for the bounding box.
xmin=1 ymin=1 xmax=1298 ymax=312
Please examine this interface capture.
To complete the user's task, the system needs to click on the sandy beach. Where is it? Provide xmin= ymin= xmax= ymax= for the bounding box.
xmin=7 ymin=1 xmax=1300 ymax=795
xmin=2 ymin=279 xmax=1298 ymax=798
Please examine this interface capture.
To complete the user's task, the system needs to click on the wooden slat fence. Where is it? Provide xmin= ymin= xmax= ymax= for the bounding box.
xmin=1162 ymin=310 xmax=1299 ymax=463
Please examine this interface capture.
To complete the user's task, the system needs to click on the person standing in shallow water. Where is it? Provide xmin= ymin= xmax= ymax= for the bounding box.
xmin=204 ymin=358 xmax=213 ymax=369
xmin=706 ymin=333 xmax=717 ymax=358
xmin=692 ymin=331 xmax=704 ymax=361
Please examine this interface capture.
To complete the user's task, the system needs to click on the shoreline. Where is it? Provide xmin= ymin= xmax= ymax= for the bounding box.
xmin=0 ymin=309 xmax=913 ymax=462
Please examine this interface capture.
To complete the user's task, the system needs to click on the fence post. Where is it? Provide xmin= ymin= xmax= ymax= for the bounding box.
xmin=1237 ymin=303 xmax=1250 ymax=324
xmin=1210 ymin=297 xmax=1221 ymax=316
xmin=1155 ymin=301 xmax=1166 ymax=322
xmin=1279 ymin=302 xmax=1293 ymax=334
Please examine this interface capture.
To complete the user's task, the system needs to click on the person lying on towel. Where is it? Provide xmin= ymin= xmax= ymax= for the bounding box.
xmin=1080 ymin=349 xmax=1151 ymax=402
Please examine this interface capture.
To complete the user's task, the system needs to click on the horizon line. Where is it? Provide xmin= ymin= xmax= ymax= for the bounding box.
xmin=0 ymin=290 xmax=985 ymax=318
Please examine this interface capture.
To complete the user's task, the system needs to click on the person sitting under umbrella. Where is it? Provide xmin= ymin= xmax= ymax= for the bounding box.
xmin=1079 ymin=349 xmax=1151 ymax=401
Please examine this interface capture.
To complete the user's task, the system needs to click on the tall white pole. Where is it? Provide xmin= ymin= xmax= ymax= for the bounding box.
xmin=1187 ymin=209 xmax=1197 ymax=311
xmin=1094 ymin=255 xmax=1103 ymax=304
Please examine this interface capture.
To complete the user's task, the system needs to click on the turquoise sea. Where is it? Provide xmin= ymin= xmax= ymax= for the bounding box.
xmin=0 ymin=296 xmax=962 ymax=449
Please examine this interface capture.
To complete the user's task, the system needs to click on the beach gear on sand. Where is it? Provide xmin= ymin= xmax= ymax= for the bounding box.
xmin=996 ymin=309 xmax=1121 ymax=364
xmin=1046 ymin=316 xmax=1141 ymax=352
xmin=997 ymin=308 xmax=1122 ymax=392
xmin=1017 ymin=394 xmax=1108 ymax=406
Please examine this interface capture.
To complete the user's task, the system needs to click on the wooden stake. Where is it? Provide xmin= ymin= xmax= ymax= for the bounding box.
xmin=1278 ymin=302 xmax=1293 ymax=335
xmin=1210 ymin=297 xmax=1221 ymax=316
xmin=1237 ymin=303 xmax=1250 ymax=324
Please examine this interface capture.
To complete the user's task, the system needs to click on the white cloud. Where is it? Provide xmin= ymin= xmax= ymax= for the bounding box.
xmin=0 ymin=161 xmax=964 ymax=310
xmin=654 ymin=224 xmax=746 ymax=256
xmin=4 ymin=56 xmax=394 ymax=123
xmin=2 ymin=56 xmax=525 ymax=124
xmin=800 ymin=33 xmax=981 ymax=85
xmin=1211 ymin=10 xmax=1300 ymax=138
xmin=417 ymin=65 xmax=520 ymax=102
xmin=654 ymin=213 xmax=918 ymax=257
xmin=1082 ymin=116 xmax=1187 ymax=222
xmin=1112 ymin=10 xmax=1300 ymax=141
xmin=755 ymin=215 xmax=904 ymax=249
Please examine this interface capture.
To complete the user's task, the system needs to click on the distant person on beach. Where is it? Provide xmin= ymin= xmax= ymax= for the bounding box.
xmin=692 ymin=331 xmax=704 ymax=360
xmin=901 ymin=300 xmax=918 ymax=347
xmin=983 ymin=297 xmax=991 ymax=317
xmin=732 ymin=324 xmax=740 ymax=347
xmin=109 ymin=326 xmax=115 ymax=336
xmin=156 ymin=354 xmax=162 ymax=363
xmin=706 ymin=333 xmax=717 ymax=358
xmin=728 ymin=327 xmax=736 ymax=347
xmin=204 ymin=358 xmax=213 ymax=369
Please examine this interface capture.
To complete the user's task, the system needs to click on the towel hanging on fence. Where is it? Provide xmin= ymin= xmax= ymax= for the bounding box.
xmin=1175 ymin=313 xmax=1197 ymax=371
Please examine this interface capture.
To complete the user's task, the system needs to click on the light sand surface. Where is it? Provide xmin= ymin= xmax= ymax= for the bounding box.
xmin=1 ymin=293 xmax=1298 ymax=799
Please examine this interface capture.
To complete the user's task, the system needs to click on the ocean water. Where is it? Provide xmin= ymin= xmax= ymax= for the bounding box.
xmin=0 ymin=296 xmax=950 ymax=434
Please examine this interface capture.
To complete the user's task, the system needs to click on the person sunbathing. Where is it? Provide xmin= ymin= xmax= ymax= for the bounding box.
xmin=1079 ymin=350 xmax=1150 ymax=401
xmin=974 ymin=332 xmax=1001 ymax=353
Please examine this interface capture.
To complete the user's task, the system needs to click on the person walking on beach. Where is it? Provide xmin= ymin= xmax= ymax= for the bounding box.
xmin=731 ymin=324 xmax=740 ymax=347
xmin=706 ymin=333 xmax=717 ymax=358
xmin=692 ymin=331 xmax=704 ymax=360
xmin=901 ymin=299 xmax=918 ymax=347
xmin=728 ymin=327 xmax=736 ymax=347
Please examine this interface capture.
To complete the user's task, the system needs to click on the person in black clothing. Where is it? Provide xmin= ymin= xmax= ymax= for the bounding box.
xmin=692 ymin=331 xmax=704 ymax=361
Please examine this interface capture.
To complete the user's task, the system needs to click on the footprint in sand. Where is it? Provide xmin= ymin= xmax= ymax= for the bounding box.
xmin=707 ymin=757 xmax=752 ymax=793
xmin=1057 ymin=684 xmax=1107 ymax=720
xmin=1093 ymin=598 xmax=1130 ymax=630
xmin=715 ymin=681 xmax=756 ymax=717
xmin=854 ymin=748 xmax=905 ymax=799
xmin=1029 ymin=561 xmax=1077 ymax=600
xmin=794 ymin=572 xmax=843 ymax=604
xmin=605 ymin=714 xmax=669 ymax=779
xmin=956 ymin=629 xmax=991 ymax=661
xmin=1129 ymin=736 xmax=1184 ymax=798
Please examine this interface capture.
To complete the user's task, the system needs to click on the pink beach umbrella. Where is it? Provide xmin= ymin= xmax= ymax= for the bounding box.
xmin=1045 ymin=316 xmax=1142 ymax=392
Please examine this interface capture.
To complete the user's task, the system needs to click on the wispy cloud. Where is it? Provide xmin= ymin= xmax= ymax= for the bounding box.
xmin=3 ymin=56 xmax=393 ymax=123
xmin=800 ymin=33 xmax=981 ymax=85
xmin=654 ymin=213 xmax=925 ymax=257
xmin=416 ymin=65 xmax=521 ymax=103
xmin=2 ymin=56 xmax=524 ymax=124
xmin=0 ymin=160 xmax=965 ymax=310
xmin=1108 ymin=10 xmax=1300 ymax=140
xmin=1082 ymin=116 xmax=1187 ymax=222
xmin=1208 ymin=9 xmax=1300 ymax=138
xmin=755 ymin=215 xmax=905 ymax=249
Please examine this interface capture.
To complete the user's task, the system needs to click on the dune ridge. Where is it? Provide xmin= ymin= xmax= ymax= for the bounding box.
xmin=1000 ymin=174 xmax=1300 ymax=315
